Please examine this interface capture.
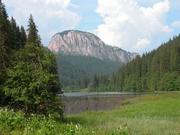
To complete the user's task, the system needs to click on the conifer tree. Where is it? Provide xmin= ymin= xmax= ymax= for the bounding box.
xmin=27 ymin=14 xmax=41 ymax=45
xmin=0 ymin=0 xmax=10 ymax=76
xmin=108 ymin=35 xmax=180 ymax=92
xmin=10 ymin=17 xmax=21 ymax=49
xmin=20 ymin=26 xmax=27 ymax=47
xmin=0 ymin=0 xmax=11 ymax=104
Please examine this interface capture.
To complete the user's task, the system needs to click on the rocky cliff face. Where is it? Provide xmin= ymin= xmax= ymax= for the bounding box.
xmin=48 ymin=30 xmax=138 ymax=63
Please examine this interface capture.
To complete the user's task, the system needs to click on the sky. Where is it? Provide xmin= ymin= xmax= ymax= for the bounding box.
xmin=3 ymin=0 xmax=180 ymax=53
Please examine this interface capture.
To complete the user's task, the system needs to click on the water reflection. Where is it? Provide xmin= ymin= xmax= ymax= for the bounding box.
xmin=61 ymin=92 xmax=140 ymax=114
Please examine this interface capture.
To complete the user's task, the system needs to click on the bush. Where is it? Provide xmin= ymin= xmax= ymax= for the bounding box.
xmin=0 ymin=108 xmax=61 ymax=135
xmin=25 ymin=116 xmax=57 ymax=135
xmin=0 ymin=108 xmax=25 ymax=131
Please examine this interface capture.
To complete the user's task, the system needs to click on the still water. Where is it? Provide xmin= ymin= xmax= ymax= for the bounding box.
xmin=60 ymin=92 xmax=140 ymax=114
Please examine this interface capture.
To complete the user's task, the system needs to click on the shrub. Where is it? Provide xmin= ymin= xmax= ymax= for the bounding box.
xmin=0 ymin=108 xmax=25 ymax=131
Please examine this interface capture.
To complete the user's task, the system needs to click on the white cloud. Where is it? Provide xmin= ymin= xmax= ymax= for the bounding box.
xmin=96 ymin=0 xmax=171 ymax=52
xmin=3 ymin=0 xmax=81 ymax=45
xmin=135 ymin=38 xmax=150 ymax=49
xmin=171 ymin=20 xmax=180 ymax=28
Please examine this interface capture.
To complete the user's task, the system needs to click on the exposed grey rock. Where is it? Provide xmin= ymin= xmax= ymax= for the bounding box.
xmin=48 ymin=30 xmax=138 ymax=63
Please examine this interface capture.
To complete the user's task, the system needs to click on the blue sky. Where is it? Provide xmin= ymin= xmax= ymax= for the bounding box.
xmin=3 ymin=0 xmax=180 ymax=53
xmin=73 ymin=0 xmax=101 ymax=30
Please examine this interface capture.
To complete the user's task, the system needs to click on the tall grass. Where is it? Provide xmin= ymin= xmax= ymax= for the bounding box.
xmin=0 ymin=92 xmax=180 ymax=135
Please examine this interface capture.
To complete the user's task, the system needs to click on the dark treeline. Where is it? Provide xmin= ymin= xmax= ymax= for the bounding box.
xmin=107 ymin=35 xmax=180 ymax=92
xmin=90 ymin=74 xmax=110 ymax=91
xmin=72 ymin=74 xmax=110 ymax=91
xmin=0 ymin=1 xmax=62 ymax=117
xmin=58 ymin=54 xmax=120 ymax=90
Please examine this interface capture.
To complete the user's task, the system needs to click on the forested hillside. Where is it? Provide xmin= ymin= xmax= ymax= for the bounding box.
xmin=0 ymin=1 xmax=62 ymax=116
xmin=58 ymin=54 xmax=120 ymax=89
xmin=108 ymin=35 xmax=180 ymax=92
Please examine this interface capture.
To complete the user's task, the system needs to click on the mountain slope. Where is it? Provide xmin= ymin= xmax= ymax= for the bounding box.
xmin=48 ymin=30 xmax=138 ymax=89
xmin=57 ymin=55 xmax=120 ymax=88
xmin=108 ymin=34 xmax=180 ymax=92
xmin=48 ymin=30 xmax=138 ymax=63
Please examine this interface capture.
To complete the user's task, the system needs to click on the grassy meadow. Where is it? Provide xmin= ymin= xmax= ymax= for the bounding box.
xmin=1 ymin=92 xmax=180 ymax=135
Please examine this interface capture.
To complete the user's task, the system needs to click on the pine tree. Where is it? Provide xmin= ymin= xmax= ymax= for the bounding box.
xmin=20 ymin=26 xmax=27 ymax=47
xmin=92 ymin=75 xmax=99 ymax=88
xmin=10 ymin=17 xmax=21 ymax=49
xmin=0 ymin=31 xmax=6 ymax=75
xmin=0 ymin=0 xmax=11 ymax=104
xmin=27 ymin=14 xmax=41 ymax=46
xmin=109 ymin=35 xmax=180 ymax=92
xmin=0 ymin=1 xmax=10 ymax=76
xmin=0 ymin=0 xmax=7 ymax=17
xmin=0 ymin=1 xmax=63 ymax=116
xmin=3 ymin=44 xmax=61 ymax=113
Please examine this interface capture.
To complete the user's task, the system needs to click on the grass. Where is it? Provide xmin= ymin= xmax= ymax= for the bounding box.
xmin=1 ymin=92 xmax=180 ymax=135
xmin=66 ymin=92 xmax=180 ymax=135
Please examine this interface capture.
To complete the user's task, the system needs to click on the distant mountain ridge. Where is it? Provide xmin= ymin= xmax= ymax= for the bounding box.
xmin=48 ymin=30 xmax=138 ymax=63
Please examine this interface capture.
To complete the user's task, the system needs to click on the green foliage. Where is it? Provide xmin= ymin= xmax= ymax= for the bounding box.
xmin=58 ymin=54 xmax=120 ymax=90
xmin=26 ymin=116 xmax=58 ymax=135
xmin=1 ymin=92 xmax=180 ymax=135
xmin=0 ymin=1 xmax=62 ymax=118
xmin=20 ymin=26 xmax=27 ymax=47
xmin=90 ymin=74 xmax=110 ymax=91
xmin=159 ymin=72 xmax=180 ymax=91
xmin=0 ymin=108 xmax=130 ymax=135
xmin=109 ymin=35 xmax=180 ymax=92
xmin=0 ymin=108 xmax=25 ymax=131
xmin=123 ymin=75 xmax=137 ymax=92
xmin=0 ymin=1 xmax=9 ymax=69
xmin=2 ymin=44 xmax=62 ymax=115
xmin=111 ymin=125 xmax=130 ymax=135
xmin=0 ymin=1 xmax=12 ymax=104
xmin=10 ymin=17 xmax=22 ymax=49
xmin=27 ymin=14 xmax=41 ymax=45
xmin=62 ymin=123 xmax=83 ymax=135
xmin=0 ymin=108 xmax=58 ymax=135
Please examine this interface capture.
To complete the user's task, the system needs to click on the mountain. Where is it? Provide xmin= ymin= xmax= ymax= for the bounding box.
xmin=48 ymin=30 xmax=138 ymax=89
xmin=48 ymin=30 xmax=138 ymax=63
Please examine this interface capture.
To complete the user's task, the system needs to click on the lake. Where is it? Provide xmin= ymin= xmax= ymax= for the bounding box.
xmin=60 ymin=92 xmax=141 ymax=114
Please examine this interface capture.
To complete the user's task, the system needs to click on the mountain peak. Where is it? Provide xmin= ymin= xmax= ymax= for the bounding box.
xmin=48 ymin=30 xmax=138 ymax=63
